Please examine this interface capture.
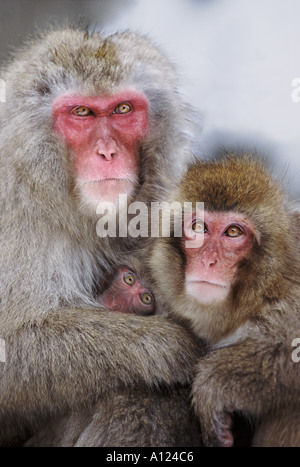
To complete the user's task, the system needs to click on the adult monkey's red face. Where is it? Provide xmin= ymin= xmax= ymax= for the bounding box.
xmin=52 ymin=89 xmax=149 ymax=207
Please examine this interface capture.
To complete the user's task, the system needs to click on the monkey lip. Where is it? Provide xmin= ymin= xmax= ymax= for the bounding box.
xmin=90 ymin=178 xmax=134 ymax=182
xmin=187 ymin=280 xmax=227 ymax=288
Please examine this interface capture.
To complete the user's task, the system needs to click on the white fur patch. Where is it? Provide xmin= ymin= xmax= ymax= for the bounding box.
xmin=213 ymin=322 xmax=254 ymax=349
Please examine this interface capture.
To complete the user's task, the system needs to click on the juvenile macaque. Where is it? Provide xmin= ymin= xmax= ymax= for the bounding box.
xmin=151 ymin=155 xmax=300 ymax=447
xmin=0 ymin=27 xmax=202 ymax=446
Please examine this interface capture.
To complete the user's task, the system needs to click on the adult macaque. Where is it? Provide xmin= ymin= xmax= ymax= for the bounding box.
xmin=0 ymin=27 xmax=202 ymax=445
xmin=151 ymin=155 xmax=300 ymax=447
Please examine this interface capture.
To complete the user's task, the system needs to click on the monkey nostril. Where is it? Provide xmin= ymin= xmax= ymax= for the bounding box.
xmin=97 ymin=150 xmax=115 ymax=161
xmin=201 ymin=255 xmax=218 ymax=268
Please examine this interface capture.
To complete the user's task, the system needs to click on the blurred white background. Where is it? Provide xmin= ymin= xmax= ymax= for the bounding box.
xmin=1 ymin=0 xmax=300 ymax=196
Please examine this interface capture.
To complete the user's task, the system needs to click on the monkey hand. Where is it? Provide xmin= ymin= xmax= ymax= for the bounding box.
xmin=191 ymin=349 xmax=249 ymax=448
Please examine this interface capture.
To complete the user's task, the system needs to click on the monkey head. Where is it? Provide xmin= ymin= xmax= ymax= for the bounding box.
xmin=151 ymin=155 xmax=299 ymax=343
xmin=3 ymin=27 xmax=196 ymax=217
xmin=98 ymin=266 xmax=155 ymax=316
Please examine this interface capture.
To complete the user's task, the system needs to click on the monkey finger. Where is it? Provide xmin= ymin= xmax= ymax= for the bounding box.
xmin=214 ymin=409 xmax=235 ymax=447
xmin=200 ymin=409 xmax=234 ymax=447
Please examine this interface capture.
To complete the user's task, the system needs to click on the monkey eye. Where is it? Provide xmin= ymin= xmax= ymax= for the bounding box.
xmin=224 ymin=225 xmax=243 ymax=238
xmin=70 ymin=106 xmax=94 ymax=116
xmin=140 ymin=292 xmax=154 ymax=305
xmin=113 ymin=102 xmax=132 ymax=114
xmin=123 ymin=272 xmax=136 ymax=286
xmin=192 ymin=220 xmax=207 ymax=234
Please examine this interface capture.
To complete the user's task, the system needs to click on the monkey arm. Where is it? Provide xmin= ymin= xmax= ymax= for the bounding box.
xmin=0 ymin=309 xmax=201 ymax=416
xmin=192 ymin=337 xmax=300 ymax=447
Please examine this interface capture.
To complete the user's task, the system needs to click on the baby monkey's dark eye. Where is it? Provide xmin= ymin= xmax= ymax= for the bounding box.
xmin=140 ymin=292 xmax=153 ymax=305
xmin=123 ymin=272 xmax=135 ymax=286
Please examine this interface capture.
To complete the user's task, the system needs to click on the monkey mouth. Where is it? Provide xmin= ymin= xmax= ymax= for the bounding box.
xmin=186 ymin=280 xmax=229 ymax=304
xmin=84 ymin=178 xmax=137 ymax=184
xmin=187 ymin=280 xmax=227 ymax=288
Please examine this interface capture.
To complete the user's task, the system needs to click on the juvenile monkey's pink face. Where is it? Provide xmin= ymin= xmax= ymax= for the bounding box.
xmin=183 ymin=211 xmax=256 ymax=304
xmin=52 ymin=90 xmax=149 ymax=206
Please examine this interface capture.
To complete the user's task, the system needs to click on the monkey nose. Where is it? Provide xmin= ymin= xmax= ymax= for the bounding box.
xmin=201 ymin=258 xmax=218 ymax=268
xmin=97 ymin=148 xmax=116 ymax=161
xmin=96 ymin=138 xmax=118 ymax=161
xmin=201 ymin=251 xmax=218 ymax=268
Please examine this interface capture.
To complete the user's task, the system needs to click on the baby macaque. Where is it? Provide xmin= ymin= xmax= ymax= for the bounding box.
xmin=98 ymin=266 xmax=155 ymax=315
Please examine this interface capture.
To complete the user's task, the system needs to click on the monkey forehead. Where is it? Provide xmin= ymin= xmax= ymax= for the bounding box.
xmin=179 ymin=155 xmax=286 ymax=212
xmin=52 ymin=89 xmax=149 ymax=113
xmin=43 ymin=29 xmax=176 ymax=94
xmin=4 ymin=28 xmax=178 ymax=105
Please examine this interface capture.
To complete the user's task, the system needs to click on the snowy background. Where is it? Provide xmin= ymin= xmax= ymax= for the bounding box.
xmin=1 ymin=0 xmax=300 ymax=196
